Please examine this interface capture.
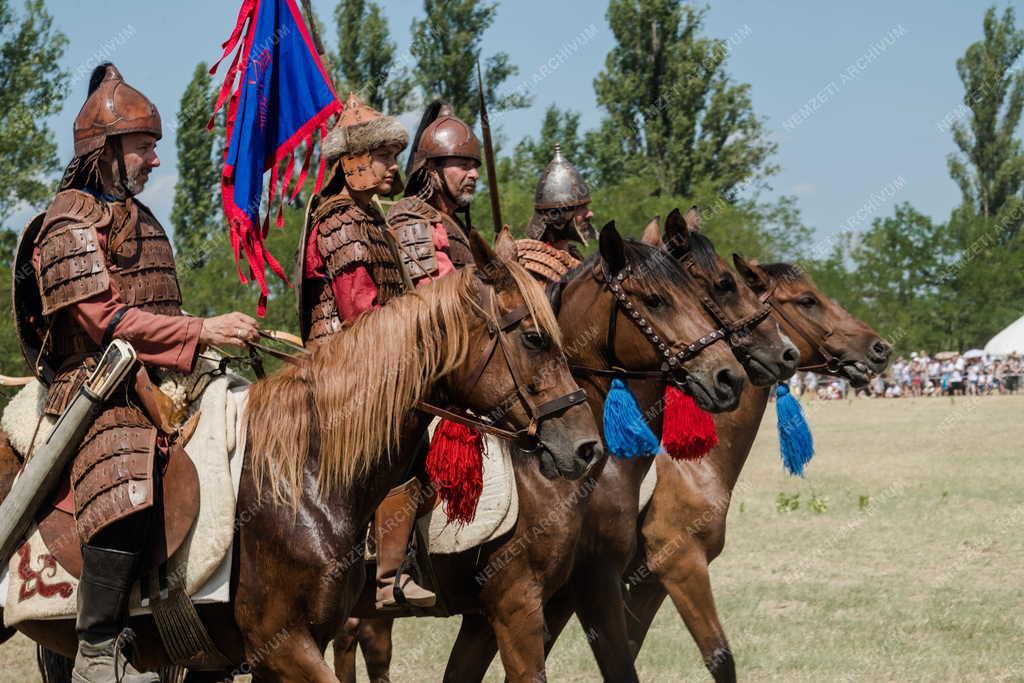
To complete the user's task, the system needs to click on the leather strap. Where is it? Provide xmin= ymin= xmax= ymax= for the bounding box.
xmin=102 ymin=305 xmax=131 ymax=347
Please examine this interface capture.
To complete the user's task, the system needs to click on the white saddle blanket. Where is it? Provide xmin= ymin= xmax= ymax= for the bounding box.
xmin=418 ymin=432 xmax=519 ymax=555
xmin=0 ymin=373 xmax=248 ymax=626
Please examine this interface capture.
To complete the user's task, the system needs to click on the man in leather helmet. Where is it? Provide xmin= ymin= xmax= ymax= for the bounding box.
xmin=516 ymin=144 xmax=596 ymax=283
xmin=18 ymin=63 xmax=260 ymax=682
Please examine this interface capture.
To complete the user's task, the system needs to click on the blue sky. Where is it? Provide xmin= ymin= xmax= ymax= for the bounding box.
xmin=28 ymin=0 xmax=1023 ymax=245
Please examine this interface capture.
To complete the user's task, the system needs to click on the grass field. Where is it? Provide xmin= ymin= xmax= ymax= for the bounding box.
xmin=2 ymin=394 xmax=1022 ymax=681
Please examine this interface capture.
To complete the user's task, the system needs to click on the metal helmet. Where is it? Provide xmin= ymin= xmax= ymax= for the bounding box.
xmin=406 ymin=102 xmax=481 ymax=179
xmin=73 ymin=63 xmax=162 ymax=157
xmin=526 ymin=144 xmax=594 ymax=243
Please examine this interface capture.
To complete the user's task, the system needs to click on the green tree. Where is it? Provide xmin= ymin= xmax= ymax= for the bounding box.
xmin=843 ymin=204 xmax=954 ymax=352
xmin=171 ymin=63 xmax=220 ymax=269
xmin=409 ymin=0 xmax=529 ymax=126
xmin=589 ymin=1 xmax=776 ymax=199
xmin=333 ymin=0 xmax=414 ymax=113
xmin=0 ymin=0 xmax=68 ymax=229
xmin=947 ymin=6 xmax=1024 ymax=238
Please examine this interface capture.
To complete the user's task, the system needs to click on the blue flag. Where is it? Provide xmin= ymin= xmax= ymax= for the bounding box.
xmin=212 ymin=0 xmax=341 ymax=314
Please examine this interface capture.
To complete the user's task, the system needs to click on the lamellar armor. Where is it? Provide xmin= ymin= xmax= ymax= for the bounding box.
xmin=525 ymin=144 xmax=594 ymax=245
xmin=300 ymin=194 xmax=406 ymax=344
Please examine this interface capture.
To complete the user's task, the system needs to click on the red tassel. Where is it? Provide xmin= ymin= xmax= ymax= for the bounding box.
xmin=426 ymin=420 xmax=484 ymax=525
xmin=662 ymin=385 xmax=718 ymax=460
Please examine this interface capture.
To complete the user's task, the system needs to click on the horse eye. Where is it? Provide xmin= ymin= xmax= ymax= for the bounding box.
xmin=717 ymin=274 xmax=737 ymax=292
xmin=799 ymin=295 xmax=818 ymax=308
xmin=522 ymin=330 xmax=550 ymax=351
xmin=642 ymin=293 xmax=666 ymax=309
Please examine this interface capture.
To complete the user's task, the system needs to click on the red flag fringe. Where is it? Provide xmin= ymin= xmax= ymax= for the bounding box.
xmin=426 ymin=420 xmax=484 ymax=525
xmin=662 ymin=385 xmax=718 ymax=460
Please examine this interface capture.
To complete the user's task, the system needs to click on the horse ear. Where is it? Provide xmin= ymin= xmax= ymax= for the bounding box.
xmin=494 ymin=225 xmax=518 ymax=264
xmin=684 ymin=205 xmax=702 ymax=232
xmin=469 ymin=229 xmax=515 ymax=289
xmin=641 ymin=215 xmax=662 ymax=247
xmin=733 ymin=253 xmax=769 ymax=291
xmin=663 ymin=208 xmax=691 ymax=259
xmin=599 ymin=221 xmax=627 ymax=276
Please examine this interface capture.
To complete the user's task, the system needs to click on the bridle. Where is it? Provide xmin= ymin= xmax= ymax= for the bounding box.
xmin=760 ymin=282 xmax=846 ymax=374
xmin=415 ymin=277 xmax=587 ymax=450
xmin=570 ymin=260 xmax=771 ymax=390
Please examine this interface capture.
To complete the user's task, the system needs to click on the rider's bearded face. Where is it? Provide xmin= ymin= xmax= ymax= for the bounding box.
xmin=438 ymin=158 xmax=479 ymax=208
xmin=370 ymin=145 xmax=402 ymax=196
xmin=102 ymin=133 xmax=160 ymax=197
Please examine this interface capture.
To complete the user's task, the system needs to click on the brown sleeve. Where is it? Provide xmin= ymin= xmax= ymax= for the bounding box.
xmin=69 ymin=290 xmax=202 ymax=374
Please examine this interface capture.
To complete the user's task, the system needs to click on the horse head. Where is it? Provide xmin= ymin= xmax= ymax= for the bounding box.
xmin=443 ymin=229 xmax=603 ymax=480
xmin=644 ymin=207 xmax=800 ymax=387
xmin=732 ymin=257 xmax=892 ymax=387
xmin=559 ymin=220 xmax=746 ymax=413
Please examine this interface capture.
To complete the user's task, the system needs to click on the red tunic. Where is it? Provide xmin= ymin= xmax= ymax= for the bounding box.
xmin=304 ymin=221 xmax=455 ymax=322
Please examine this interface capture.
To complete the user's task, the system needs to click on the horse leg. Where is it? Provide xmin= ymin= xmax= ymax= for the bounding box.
xmin=570 ymin=561 xmax=640 ymax=683
xmin=442 ymin=613 xmax=498 ymax=683
xmin=355 ymin=617 xmax=393 ymax=683
xmin=657 ymin=549 xmax=735 ymax=683
xmin=332 ymin=619 xmax=361 ymax=683
xmin=540 ymin=585 xmax=576 ymax=658
xmin=483 ymin=585 xmax=548 ymax=683
xmin=623 ymin=573 xmax=669 ymax=659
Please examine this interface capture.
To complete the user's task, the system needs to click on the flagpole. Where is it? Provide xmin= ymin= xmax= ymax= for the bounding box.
xmin=300 ymin=0 xmax=332 ymax=76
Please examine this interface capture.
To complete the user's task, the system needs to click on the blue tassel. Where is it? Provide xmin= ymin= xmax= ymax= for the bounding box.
xmin=603 ymin=378 xmax=662 ymax=458
xmin=776 ymin=383 xmax=815 ymax=476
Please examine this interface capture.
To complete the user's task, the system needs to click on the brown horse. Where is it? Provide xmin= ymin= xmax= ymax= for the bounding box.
xmin=620 ymin=258 xmax=892 ymax=682
xmin=339 ymin=212 xmax=799 ymax=682
xmin=9 ymin=234 xmax=602 ymax=681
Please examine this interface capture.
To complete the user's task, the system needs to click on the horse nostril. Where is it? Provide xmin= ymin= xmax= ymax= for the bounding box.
xmin=715 ymin=368 xmax=744 ymax=396
xmin=872 ymin=339 xmax=891 ymax=357
xmin=782 ymin=346 xmax=799 ymax=364
xmin=575 ymin=440 xmax=601 ymax=465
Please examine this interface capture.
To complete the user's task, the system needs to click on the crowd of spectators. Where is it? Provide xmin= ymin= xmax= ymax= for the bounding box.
xmin=786 ymin=352 xmax=1023 ymax=400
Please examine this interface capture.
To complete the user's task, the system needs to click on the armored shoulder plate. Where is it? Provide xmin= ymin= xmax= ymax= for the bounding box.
xmin=515 ymin=238 xmax=581 ymax=283
xmin=386 ymin=197 xmax=440 ymax=278
xmin=35 ymin=190 xmax=113 ymax=316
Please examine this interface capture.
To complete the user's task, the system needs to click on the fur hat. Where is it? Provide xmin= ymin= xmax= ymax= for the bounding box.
xmin=322 ymin=92 xmax=408 ymax=163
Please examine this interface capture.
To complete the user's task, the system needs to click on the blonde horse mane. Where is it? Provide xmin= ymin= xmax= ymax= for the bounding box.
xmin=245 ymin=259 xmax=559 ymax=506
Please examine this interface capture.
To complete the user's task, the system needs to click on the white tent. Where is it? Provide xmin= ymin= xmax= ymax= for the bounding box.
xmin=984 ymin=314 xmax=1024 ymax=356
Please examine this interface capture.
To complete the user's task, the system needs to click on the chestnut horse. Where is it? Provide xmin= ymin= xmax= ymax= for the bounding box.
xmin=338 ymin=212 xmax=799 ymax=682
xmin=7 ymin=235 xmax=602 ymax=681
xmin=620 ymin=258 xmax=892 ymax=682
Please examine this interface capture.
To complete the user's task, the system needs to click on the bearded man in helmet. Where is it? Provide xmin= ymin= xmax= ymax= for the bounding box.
xmin=515 ymin=144 xmax=596 ymax=283
xmin=15 ymin=64 xmax=260 ymax=682
xmin=387 ymin=101 xmax=482 ymax=269
xmin=299 ymin=93 xmax=456 ymax=610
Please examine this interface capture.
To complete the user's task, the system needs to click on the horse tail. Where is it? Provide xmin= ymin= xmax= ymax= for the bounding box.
xmin=37 ymin=646 xmax=73 ymax=683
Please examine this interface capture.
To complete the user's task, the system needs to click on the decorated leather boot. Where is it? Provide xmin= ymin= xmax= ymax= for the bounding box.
xmin=375 ymin=478 xmax=436 ymax=609
xmin=72 ymin=544 xmax=158 ymax=683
